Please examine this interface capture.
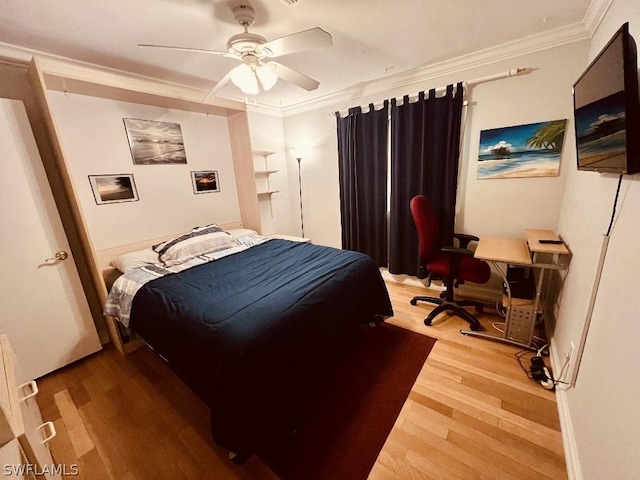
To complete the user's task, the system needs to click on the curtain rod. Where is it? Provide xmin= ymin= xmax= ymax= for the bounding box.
xmin=335 ymin=67 xmax=532 ymax=116
xmin=404 ymin=67 xmax=532 ymax=98
xmin=467 ymin=67 xmax=531 ymax=87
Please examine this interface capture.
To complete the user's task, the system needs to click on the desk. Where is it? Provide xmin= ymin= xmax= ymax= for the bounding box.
xmin=475 ymin=236 xmax=532 ymax=265
xmin=462 ymin=229 xmax=570 ymax=350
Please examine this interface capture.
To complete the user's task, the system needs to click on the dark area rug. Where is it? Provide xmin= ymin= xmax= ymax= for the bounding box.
xmin=260 ymin=322 xmax=437 ymax=480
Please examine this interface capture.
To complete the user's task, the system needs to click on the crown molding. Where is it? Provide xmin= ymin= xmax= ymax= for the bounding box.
xmin=0 ymin=40 xmax=288 ymax=116
xmin=243 ymin=100 xmax=285 ymax=117
xmin=0 ymin=42 xmax=34 ymax=63
xmin=0 ymin=41 xmax=247 ymax=110
xmin=0 ymin=11 xmax=599 ymax=119
xmin=280 ymin=21 xmax=591 ymax=117
xmin=582 ymin=0 xmax=615 ymax=36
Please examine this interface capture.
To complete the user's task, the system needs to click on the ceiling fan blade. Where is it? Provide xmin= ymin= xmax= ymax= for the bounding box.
xmin=138 ymin=44 xmax=236 ymax=59
xmin=262 ymin=28 xmax=332 ymax=58
xmin=202 ymin=68 xmax=235 ymax=103
xmin=268 ymin=61 xmax=320 ymax=91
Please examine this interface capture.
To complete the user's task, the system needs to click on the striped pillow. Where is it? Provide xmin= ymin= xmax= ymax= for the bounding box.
xmin=153 ymin=224 xmax=235 ymax=266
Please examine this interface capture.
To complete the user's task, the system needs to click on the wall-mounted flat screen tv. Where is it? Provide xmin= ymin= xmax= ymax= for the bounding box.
xmin=573 ymin=22 xmax=640 ymax=174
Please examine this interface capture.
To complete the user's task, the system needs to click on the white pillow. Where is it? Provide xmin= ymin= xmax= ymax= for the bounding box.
xmin=227 ymin=228 xmax=259 ymax=239
xmin=152 ymin=224 xmax=224 ymax=252
xmin=109 ymin=248 xmax=160 ymax=273
xmin=153 ymin=225 xmax=236 ymax=266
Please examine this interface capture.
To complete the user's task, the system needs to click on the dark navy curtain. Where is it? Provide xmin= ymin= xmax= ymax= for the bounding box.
xmin=389 ymin=83 xmax=464 ymax=275
xmin=336 ymin=101 xmax=389 ymax=267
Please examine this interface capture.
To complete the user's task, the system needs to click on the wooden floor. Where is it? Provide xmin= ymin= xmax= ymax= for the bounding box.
xmin=35 ymin=281 xmax=567 ymax=479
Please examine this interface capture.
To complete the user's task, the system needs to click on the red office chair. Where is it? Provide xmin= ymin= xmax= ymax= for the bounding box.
xmin=409 ymin=195 xmax=491 ymax=331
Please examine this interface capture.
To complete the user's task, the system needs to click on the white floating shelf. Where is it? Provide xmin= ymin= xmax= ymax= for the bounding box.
xmin=257 ymin=189 xmax=281 ymax=196
xmin=253 ymin=150 xmax=275 ymax=158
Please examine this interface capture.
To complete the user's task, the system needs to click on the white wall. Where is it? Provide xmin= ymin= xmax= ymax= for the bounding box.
xmin=554 ymin=1 xmax=640 ymax=478
xmin=282 ymin=111 xmax=343 ymax=246
xmin=246 ymin=110 xmax=294 ymax=236
xmin=48 ymin=91 xmax=241 ymax=250
xmin=282 ymin=42 xmax=589 ymax=249
xmin=459 ymin=71 xmax=577 ymax=238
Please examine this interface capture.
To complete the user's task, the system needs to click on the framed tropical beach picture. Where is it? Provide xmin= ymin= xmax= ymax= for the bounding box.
xmin=123 ymin=118 xmax=187 ymax=165
xmin=477 ymin=119 xmax=567 ymax=179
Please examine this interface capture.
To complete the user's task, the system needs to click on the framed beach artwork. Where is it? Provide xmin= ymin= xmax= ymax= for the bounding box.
xmin=123 ymin=118 xmax=187 ymax=165
xmin=89 ymin=174 xmax=139 ymax=205
xmin=477 ymin=119 xmax=567 ymax=179
xmin=191 ymin=170 xmax=220 ymax=194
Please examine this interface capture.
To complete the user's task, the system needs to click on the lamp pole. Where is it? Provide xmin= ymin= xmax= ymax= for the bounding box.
xmin=296 ymin=157 xmax=304 ymax=238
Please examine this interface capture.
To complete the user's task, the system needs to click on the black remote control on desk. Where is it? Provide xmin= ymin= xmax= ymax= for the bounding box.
xmin=538 ymin=239 xmax=563 ymax=244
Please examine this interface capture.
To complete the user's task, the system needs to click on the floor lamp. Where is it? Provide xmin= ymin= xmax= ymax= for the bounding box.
xmin=296 ymin=157 xmax=304 ymax=238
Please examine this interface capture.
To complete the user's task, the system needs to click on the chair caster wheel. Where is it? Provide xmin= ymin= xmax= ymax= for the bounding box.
xmin=410 ymin=298 xmax=418 ymax=306
xmin=469 ymin=322 xmax=480 ymax=331
xmin=424 ymin=318 xmax=432 ymax=326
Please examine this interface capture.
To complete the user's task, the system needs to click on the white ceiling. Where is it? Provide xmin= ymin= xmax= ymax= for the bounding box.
xmin=0 ymin=0 xmax=594 ymax=110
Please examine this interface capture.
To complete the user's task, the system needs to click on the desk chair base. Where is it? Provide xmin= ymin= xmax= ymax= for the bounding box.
xmin=410 ymin=295 xmax=484 ymax=331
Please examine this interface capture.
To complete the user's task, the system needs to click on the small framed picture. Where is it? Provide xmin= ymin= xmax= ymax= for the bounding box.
xmin=89 ymin=174 xmax=139 ymax=205
xmin=191 ymin=170 xmax=220 ymax=194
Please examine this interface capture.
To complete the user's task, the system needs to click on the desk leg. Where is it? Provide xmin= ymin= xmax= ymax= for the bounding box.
xmin=528 ymin=266 xmax=546 ymax=344
xmin=492 ymin=260 xmax=512 ymax=339
xmin=460 ymin=261 xmax=540 ymax=351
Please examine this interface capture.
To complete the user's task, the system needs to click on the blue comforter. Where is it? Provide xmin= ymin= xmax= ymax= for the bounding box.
xmin=129 ymin=239 xmax=393 ymax=455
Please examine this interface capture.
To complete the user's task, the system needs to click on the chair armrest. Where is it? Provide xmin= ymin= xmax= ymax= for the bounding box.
xmin=441 ymin=246 xmax=474 ymax=257
xmin=453 ymin=233 xmax=479 ymax=249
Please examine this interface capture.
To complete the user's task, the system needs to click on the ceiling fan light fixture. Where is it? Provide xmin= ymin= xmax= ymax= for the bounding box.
xmin=230 ymin=64 xmax=260 ymax=95
xmin=141 ymin=4 xmax=331 ymax=99
xmin=257 ymin=65 xmax=278 ymax=91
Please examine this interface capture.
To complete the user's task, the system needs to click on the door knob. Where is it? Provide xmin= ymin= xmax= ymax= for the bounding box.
xmin=43 ymin=251 xmax=68 ymax=263
xmin=38 ymin=250 xmax=70 ymax=268
xmin=54 ymin=251 xmax=69 ymax=261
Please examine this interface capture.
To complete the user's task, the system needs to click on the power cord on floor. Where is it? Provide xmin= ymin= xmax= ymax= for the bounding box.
xmin=516 ymin=349 xmax=552 ymax=389
xmin=515 ymin=346 xmax=569 ymax=390
xmin=492 ymin=321 xmax=505 ymax=333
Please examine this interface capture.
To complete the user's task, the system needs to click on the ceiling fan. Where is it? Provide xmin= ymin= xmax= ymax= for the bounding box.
xmin=138 ymin=4 xmax=332 ymax=101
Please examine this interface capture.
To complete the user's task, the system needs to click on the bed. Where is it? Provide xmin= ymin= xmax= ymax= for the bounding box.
xmin=103 ymin=226 xmax=393 ymax=458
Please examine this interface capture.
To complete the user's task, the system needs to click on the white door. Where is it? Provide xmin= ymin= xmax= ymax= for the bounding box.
xmin=0 ymin=98 xmax=101 ymax=382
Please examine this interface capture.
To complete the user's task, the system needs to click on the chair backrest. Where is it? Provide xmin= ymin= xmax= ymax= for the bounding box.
xmin=410 ymin=195 xmax=441 ymax=262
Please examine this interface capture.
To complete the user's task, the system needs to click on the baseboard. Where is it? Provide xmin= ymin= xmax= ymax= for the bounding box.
xmin=380 ymin=269 xmax=444 ymax=290
xmin=380 ymin=269 xmax=504 ymax=302
xmin=549 ymin=336 xmax=582 ymax=480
